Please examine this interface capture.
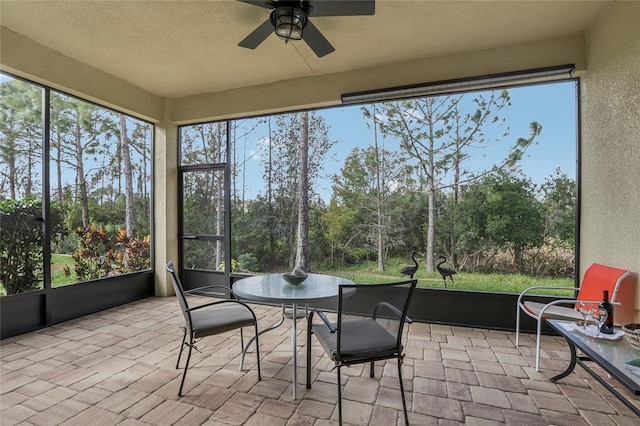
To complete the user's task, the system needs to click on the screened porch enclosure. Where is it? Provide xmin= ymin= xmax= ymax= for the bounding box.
xmin=1 ymin=1 xmax=638 ymax=338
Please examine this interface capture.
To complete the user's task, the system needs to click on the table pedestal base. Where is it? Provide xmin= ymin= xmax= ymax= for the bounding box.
xmin=239 ymin=303 xmax=308 ymax=399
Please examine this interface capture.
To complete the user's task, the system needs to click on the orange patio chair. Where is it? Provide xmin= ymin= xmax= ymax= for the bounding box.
xmin=515 ymin=263 xmax=632 ymax=371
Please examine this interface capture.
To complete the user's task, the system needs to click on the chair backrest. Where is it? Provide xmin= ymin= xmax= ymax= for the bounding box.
xmin=576 ymin=263 xmax=631 ymax=308
xmin=166 ymin=261 xmax=192 ymax=327
xmin=336 ymin=280 xmax=417 ymax=355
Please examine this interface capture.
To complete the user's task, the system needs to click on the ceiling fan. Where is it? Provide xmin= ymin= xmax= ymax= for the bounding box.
xmin=238 ymin=0 xmax=375 ymax=57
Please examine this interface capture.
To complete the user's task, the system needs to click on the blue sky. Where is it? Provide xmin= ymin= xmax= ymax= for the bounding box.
xmin=1 ymin=73 xmax=576 ymax=202
xmin=236 ymin=80 xmax=578 ymax=202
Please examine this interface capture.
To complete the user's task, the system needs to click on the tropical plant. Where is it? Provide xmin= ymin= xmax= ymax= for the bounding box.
xmin=71 ymin=225 xmax=118 ymax=280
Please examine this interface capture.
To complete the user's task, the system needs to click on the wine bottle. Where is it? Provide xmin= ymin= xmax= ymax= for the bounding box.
xmin=599 ymin=290 xmax=614 ymax=334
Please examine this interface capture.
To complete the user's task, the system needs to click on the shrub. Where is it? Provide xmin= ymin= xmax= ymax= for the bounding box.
xmin=0 ymin=199 xmax=66 ymax=295
xmin=115 ymin=229 xmax=151 ymax=272
xmin=217 ymin=258 xmax=240 ymax=272
xmin=71 ymin=226 xmax=151 ymax=280
xmin=71 ymin=225 xmax=117 ymax=280
xmin=238 ymin=253 xmax=259 ymax=272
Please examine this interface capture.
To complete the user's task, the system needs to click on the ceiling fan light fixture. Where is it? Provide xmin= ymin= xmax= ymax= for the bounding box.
xmin=271 ymin=7 xmax=307 ymax=41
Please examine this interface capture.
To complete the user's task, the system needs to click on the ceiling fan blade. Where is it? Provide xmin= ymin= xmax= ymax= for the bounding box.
xmin=238 ymin=19 xmax=274 ymax=49
xmin=303 ymin=20 xmax=335 ymax=57
xmin=307 ymin=0 xmax=375 ymax=17
xmin=237 ymin=0 xmax=275 ymax=9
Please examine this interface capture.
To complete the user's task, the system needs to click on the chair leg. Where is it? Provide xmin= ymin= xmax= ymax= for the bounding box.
xmin=306 ymin=313 xmax=314 ymax=389
xmin=178 ymin=334 xmax=194 ymax=397
xmin=535 ymin=319 xmax=543 ymax=371
xmin=515 ymin=306 xmax=521 ymax=346
xmin=254 ymin=323 xmax=262 ymax=380
xmin=397 ymin=357 xmax=410 ymax=425
xmin=176 ymin=327 xmax=187 ymax=369
xmin=370 ymin=361 xmax=375 ymax=378
xmin=337 ymin=366 xmax=343 ymax=426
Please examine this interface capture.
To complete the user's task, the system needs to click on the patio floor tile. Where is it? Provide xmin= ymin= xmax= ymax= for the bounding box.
xmin=2 ymin=296 xmax=639 ymax=425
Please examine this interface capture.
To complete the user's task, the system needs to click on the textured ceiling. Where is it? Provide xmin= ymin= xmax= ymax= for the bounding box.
xmin=0 ymin=0 xmax=612 ymax=98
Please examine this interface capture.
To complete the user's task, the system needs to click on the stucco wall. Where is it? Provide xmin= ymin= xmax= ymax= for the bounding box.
xmin=581 ymin=1 xmax=640 ymax=321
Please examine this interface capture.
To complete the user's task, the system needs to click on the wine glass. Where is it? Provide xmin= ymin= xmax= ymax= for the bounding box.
xmin=593 ymin=307 xmax=608 ymax=337
xmin=578 ymin=302 xmax=594 ymax=331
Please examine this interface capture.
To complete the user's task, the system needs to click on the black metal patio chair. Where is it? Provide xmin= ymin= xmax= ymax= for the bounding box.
xmin=166 ymin=261 xmax=261 ymax=396
xmin=306 ymin=279 xmax=417 ymax=425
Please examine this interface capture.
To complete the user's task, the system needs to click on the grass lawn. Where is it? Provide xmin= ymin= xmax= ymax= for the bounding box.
xmin=316 ymin=260 xmax=575 ymax=296
xmin=0 ymin=254 xmax=76 ymax=296
xmin=51 ymin=253 xmax=75 ymax=286
xmin=2 ymin=255 xmax=575 ymax=297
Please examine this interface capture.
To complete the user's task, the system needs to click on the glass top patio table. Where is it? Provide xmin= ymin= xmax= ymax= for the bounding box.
xmin=232 ymin=273 xmax=354 ymax=305
xmin=233 ymin=273 xmax=354 ymax=399
xmin=548 ymin=319 xmax=640 ymax=416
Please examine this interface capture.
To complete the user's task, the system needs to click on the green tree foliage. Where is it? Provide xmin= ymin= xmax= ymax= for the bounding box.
xmin=230 ymin=112 xmax=335 ymax=271
xmin=482 ymin=171 xmax=545 ymax=273
xmin=224 ymin=93 xmax=572 ymax=281
xmin=180 ymin=124 xmax=226 ymax=269
xmin=540 ymin=168 xmax=576 ymax=244
xmin=391 ymin=166 xmax=428 ymax=255
xmin=438 ymin=182 xmax=490 ymax=270
xmin=437 ymin=170 xmax=569 ymax=275
xmin=320 ymin=199 xmax=343 ymax=266
xmin=331 ymin=146 xmax=406 ymax=265
xmin=53 ymin=95 xmax=111 ymax=228
xmin=0 ymin=199 xmax=65 ymax=294
xmin=374 ymin=91 xmax=541 ymax=272
xmin=0 ymin=79 xmax=42 ymax=200
xmin=1 ymin=75 xmax=152 ymax=294
xmin=237 ymin=253 xmax=258 ymax=272
xmin=231 ymin=196 xmax=274 ymax=270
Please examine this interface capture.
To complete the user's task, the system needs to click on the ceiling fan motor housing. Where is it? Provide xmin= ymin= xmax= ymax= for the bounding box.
xmin=238 ymin=0 xmax=375 ymax=57
xmin=271 ymin=6 xmax=308 ymax=41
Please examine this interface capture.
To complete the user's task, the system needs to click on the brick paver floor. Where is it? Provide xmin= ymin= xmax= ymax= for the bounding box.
xmin=1 ymin=296 xmax=639 ymax=425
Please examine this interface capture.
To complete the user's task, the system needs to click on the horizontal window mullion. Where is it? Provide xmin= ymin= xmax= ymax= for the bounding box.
xmin=179 ymin=163 xmax=225 ymax=172
xmin=181 ymin=235 xmax=224 ymax=241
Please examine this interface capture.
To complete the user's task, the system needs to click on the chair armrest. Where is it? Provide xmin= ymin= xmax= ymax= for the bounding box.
xmin=373 ymin=301 xmax=399 ymax=318
xmin=534 ymin=299 xmax=621 ymax=322
xmin=517 ymin=286 xmax=579 ymax=306
xmin=185 ymin=299 xmax=253 ymax=313
xmin=534 ymin=298 xmax=621 ymax=310
xmin=527 ymin=298 xmax=579 ymax=322
xmin=315 ymin=310 xmax=336 ymax=333
xmin=185 ymin=285 xmax=241 ymax=299
xmin=372 ymin=302 xmax=412 ymax=323
xmin=568 ymin=300 xmax=621 ymax=306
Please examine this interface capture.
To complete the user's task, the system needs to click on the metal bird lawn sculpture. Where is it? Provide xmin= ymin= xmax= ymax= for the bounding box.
xmin=401 ymin=251 xmax=419 ymax=279
xmin=436 ymin=256 xmax=457 ymax=288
